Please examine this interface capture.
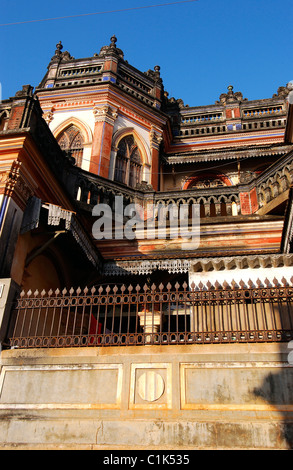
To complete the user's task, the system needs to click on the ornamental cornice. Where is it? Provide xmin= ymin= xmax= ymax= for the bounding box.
xmin=104 ymin=259 xmax=191 ymax=276
xmin=103 ymin=254 xmax=293 ymax=277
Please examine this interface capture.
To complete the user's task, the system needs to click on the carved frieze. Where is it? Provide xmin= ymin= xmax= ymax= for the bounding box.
xmin=104 ymin=259 xmax=191 ymax=276
xmin=3 ymin=161 xmax=35 ymax=210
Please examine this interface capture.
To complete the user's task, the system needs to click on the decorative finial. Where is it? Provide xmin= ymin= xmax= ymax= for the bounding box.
xmin=55 ymin=41 xmax=63 ymax=57
xmin=110 ymin=35 xmax=117 ymax=48
xmin=154 ymin=65 xmax=161 ymax=82
xmin=228 ymin=85 xmax=234 ymax=92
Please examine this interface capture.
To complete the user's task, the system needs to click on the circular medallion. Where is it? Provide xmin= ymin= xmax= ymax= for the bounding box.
xmin=137 ymin=371 xmax=165 ymax=402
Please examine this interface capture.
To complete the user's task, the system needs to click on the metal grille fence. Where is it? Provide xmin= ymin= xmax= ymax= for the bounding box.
xmin=9 ymin=281 xmax=293 ymax=349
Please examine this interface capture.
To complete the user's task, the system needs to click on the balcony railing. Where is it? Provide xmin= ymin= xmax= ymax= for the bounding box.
xmin=243 ymin=106 xmax=284 ymax=118
xmin=9 ymin=281 xmax=293 ymax=349
xmin=72 ymin=145 xmax=293 ymax=220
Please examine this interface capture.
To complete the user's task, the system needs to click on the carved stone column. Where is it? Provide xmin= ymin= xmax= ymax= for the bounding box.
xmin=215 ymin=202 xmax=222 ymax=216
xmin=139 ymin=309 xmax=161 ymax=344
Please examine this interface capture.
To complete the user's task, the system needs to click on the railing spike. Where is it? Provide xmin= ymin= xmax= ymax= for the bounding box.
xmin=256 ymin=279 xmax=263 ymax=288
xmin=223 ymin=281 xmax=230 ymax=289
xmin=206 ymin=281 xmax=212 ymax=290
xmin=247 ymin=279 xmax=254 ymax=288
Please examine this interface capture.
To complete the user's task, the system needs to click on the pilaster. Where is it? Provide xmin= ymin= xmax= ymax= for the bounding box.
xmin=90 ymin=105 xmax=118 ymax=177
xmin=149 ymin=128 xmax=163 ymax=191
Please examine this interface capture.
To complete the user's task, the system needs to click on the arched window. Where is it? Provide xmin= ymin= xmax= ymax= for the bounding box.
xmin=57 ymin=125 xmax=84 ymax=167
xmin=0 ymin=111 xmax=9 ymax=131
xmin=114 ymin=135 xmax=142 ymax=188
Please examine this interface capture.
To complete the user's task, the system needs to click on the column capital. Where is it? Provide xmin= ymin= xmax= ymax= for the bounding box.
xmin=149 ymin=127 xmax=163 ymax=150
xmin=93 ymin=105 xmax=119 ymax=126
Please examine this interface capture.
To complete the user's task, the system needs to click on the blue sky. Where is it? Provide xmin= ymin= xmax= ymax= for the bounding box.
xmin=1 ymin=0 xmax=293 ymax=106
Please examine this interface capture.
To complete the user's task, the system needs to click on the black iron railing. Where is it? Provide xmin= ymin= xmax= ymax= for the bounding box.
xmin=9 ymin=281 xmax=293 ymax=349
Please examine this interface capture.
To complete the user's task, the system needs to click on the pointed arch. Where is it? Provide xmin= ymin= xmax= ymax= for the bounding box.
xmin=112 ymin=127 xmax=150 ymax=166
xmin=110 ymin=128 xmax=151 ymax=187
xmin=0 ymin=110 xmax=10 ymax=131
xmin=53 ymin=117 xmax=93 ymax=145
xmin=53 ymin=118 xmax=93 ymax=168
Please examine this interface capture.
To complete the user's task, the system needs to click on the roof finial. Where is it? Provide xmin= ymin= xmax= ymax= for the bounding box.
xmin=55 ymin=41 xmax=63 ymax=57
xmin=110 ymin=35 xmax=117 ymax=48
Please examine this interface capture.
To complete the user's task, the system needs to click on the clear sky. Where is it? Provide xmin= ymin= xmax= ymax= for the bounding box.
xmin=1 ymin=0 xmax=293 ymax=107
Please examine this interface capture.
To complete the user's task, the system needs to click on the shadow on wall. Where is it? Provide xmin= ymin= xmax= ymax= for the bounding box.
xmin=253 ymin=342 xmax=293 ymax=450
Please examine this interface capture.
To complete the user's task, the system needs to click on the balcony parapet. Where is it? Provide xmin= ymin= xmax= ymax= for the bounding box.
xmin=66 ymin=146 xmax=293 ymax=223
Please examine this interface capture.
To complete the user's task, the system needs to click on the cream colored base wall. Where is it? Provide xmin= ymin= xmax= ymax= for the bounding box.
xmin=0 ymin=343 xmax=293 ymax=450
